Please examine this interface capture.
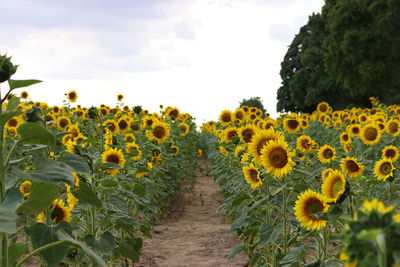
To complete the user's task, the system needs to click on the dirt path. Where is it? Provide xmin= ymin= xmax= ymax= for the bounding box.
xmin=138 ymin=162 xmax=249 ymax=267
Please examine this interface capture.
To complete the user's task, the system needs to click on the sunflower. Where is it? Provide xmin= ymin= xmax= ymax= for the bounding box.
xmin=361 ymin=199 xmax=394 ymax=214
xmin=171 ymin=145 xmax=179 ymax=156
xmin=102 ymin=119 xmax=119 ymax=134
xmin=52 ymin=105 xmax=61 ymax=115
xmin=19 ymin=181 xmax=32 ymax=197
xmin=6 ymin=116 xmax=21 ymax=129
xmin=386 ymin=118 xmax=400 ymax=136
xmin=294 ymin=190 xmax=329 ymax=230
xmin=382 ymin=145 xmax=399 ymax=162
xmin=20 ymin=91 xmax=29 ymax=99
xmin=321 ymin=168 xmax=335 ymax=183
xmin=341 ymin=157 xmax=364 ymax=178
xmin=117 ymin=117 xmax=130 ymax=133
xmin=37 ymin=199 xmax=72 ymax=224
xmin=65 ymin=139 xmax=77 ymax=154
xmin=166 ymin=107 xmax=180 ymax=120
xmin=68 ymin=123 xmax=80 ymax=138
xmin=124 ymin=133 xmax=136 ymax=143
xmin=219 ymin=110 xmax=233 ymax=125
xmin=235 ymin=144 xmax=246 ymax=158
xmin=283 ymin=117 xmax=301 ymax=134
xmin=117 ymin=94 xmax=124 ymax=101
xmin=45 ymin=114 xmax=56 ymax=127
xmin=317 ymin=145 xmax=336 ymax=164
xmin=71 ymin=172 xmax=80 ymax=188
xmin=196 ymin=149 xmax=203 ymax=157
xmin=248 ymin=128 xmax=284 ymax=165
xmin=57 ymin=116 xmax=71 ymax=130
xmin=146 ymin=121 xmax=170 ymax=144
xmin=178 ymin=122 xmax=190 ymax=136
xmin=260 ymin=139 xmax=296 ymax=178
xmin=347 ymin=124 xmax=361 ymax=137
xmin=125 ymin=143 xmax=142 ymax=160
xmin=66 ymin=90 xmax=78 ymax=102
xmin=233 ymin=108 xmax=245 ymax=122
xmin=102 ymin=147 xmax=125 ymax=176
xmin=339 ymin=132 xmax=351 ymax=144
xmin=296 ymin=135 xmax=316 ymax=153
xmin=219 ymin=146 xmax=229 ymax=157
xmin=65 ymin=184 xmax=79 ymax=210
xmin=99 ymin=107 xmax=109 ymax=117
xmin=339 ymin=252 xmax=357 ymax=267
xmin=317 ymin=101 xmax=330 ymax=113
xmin=239 ymin=125 xmax=257 ymax=144
xmin=142 ymin=116 xmax=157 ymax=128
xmin=360 ymin=123 xmax=381 ymax=146
xmin=243 ymin=163 xmax=262 ymax=189
xmin=321 ymin=170 xmax=346 ymax=203
xmin=374 ymin=158 xmax=394 ymax=181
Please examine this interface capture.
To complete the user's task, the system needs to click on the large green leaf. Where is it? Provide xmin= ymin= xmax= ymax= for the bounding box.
xmin=133 ymin=183 xmax=146 ymax=198
xmin=71 ymin=182 xmax=102 ymax=208
xmin=280 ymin=244 xmax=306 ymax=265
xmin=258 ymin=223 xmax=274 ymax=247
xmin=57 ymin=231 xmax=107 ymax=267
xmin=30 ymin=222 xmax=72 ymax=267
xmin=0 ymin=207 xmax=17 ymax=233
xmin=114 ymin=241 xmax=140 ymax=263
xmin=18 ymin=122 xmax=56 ymax=146
xmin=16 ymin=182 xmax=58 ymax=215
xmin=8 ymin=79 xmax=42 ymax=90
xmin=8 ymin=243 xmax=28 ymax=266
xmin=227 ymin=243 xmax=244 ymax=262
xmin=6 ymin=96 xmax=20 ymax=111
xmin=29 ymin=159 xmax=74 ymax=186
xmin=84 ymin=231 xmax=115 ymax=255
xmin=2 ymin=187 xmax=23 ymax=211
xmin=63 ymin=153 xmax=91 ymax=174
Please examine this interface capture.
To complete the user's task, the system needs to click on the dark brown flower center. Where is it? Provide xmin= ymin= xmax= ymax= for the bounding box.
xmin=346 ymin=160 xmax=359 ymax=173
xmin=385 ymin=149 xmax=396 ymax=159
xmin=269 ymin=147 xmax=288 ymax=168
xmin=154 ymin=126 xmax=166 ymax=139
xmin=249 ymin=169 xmax=259 ymax=183
xmin=287 ymin=119 xmax=299 ymax=130
xmin=389 ymin=122 xmax=399 ymax=133
xmin=222 ymin=113 xmax=231 ymax=122
xmin=119 ymin=120 xmax=128 ymax=130
xmin=235 ymin=111 xmax=244 ymax=120
xmin=364 ymin=127 xmax=378 ymax=141
xmin=59 ymin=118 xmax=69 ymax=128
xmin=106 ymin=154 xmax=120 ymax=164
xmin=380 ymin=162 xmax=393 ymax=175
xmin=305 ymin=198 xmax=323 ymax=218
xmin=323 ymin=148 xmax=333 ymax=159
xmin=242 ymin=129 xmax=254 ymax=143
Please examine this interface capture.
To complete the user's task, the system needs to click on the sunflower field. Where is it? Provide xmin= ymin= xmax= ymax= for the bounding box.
xmin=0 ymin=56 xmax=201 ymax=266
xmin=201 ymin=100 xmax=400 ymax=267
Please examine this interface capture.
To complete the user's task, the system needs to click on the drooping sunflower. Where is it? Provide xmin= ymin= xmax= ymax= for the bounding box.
xmin=283 ymin=117 xmax=301 ymax=134
xmin=294 ymin=190 xmax=329 ymax=230
xmin=20 ymin=91 xmax=29 ymax=99
xmin=374 ymin=158 xmax=394 ymax=181
xmin=382 ymin=145 xmax=399 ymax=162
xmin=19 ymin=181 xmax=32 ymax=197
xmin=239 ymin=124 xmax=257 ymax=144
xmin=102 ymin=147 xmax=126 ymax=176
xmin=37 ymin=199 xmax=72 ymax=224
xmin=117 ymin=117 xmax=130 ymax=133
xmin=360 ymin=123 xmax=381 ymax=146
xmin=321 ymin=170 xmax=346 ymax=203
xmin=248 ymin=128 xmax=284 ymax=165
xmin=260 ymin=139 xmax=296 ymax=178
xmin=341 ymin=156 xmax=364 ymax=178
xmin=219 ymin=110 xmax=233 ymax=125
xmin=296 ymin=135 xmax=316 ymax=153
xmin=317 ymin=145 xmax=336 ymax=164
xmin=386 ymin=118 xmax=400 ymax=136
xmin=178 ymin=122 xmax=190 ymax=136
xmin=117 ymin=94 xmax=124 ymax=101
xmin=243 ymin=163 xmax=262 ymax=189
xmin=146 ymin=121 xmax=170 ymax=144
xmin=66 ymin=90 xmax=78 ymax=102
xmin=56 ymin=116 xmax=71 ymax=130
xmin=102 ymin=119 xmax=119 ymax=134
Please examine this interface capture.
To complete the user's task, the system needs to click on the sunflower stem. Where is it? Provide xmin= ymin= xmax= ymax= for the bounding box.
xmin=282 ymin=181 xmax=288 ymax=255
xmin=15 ymin=240 xmax=68 ymax=267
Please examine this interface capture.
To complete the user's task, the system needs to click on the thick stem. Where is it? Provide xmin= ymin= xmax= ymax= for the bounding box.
xmin=282 ymin=182 xmax=288 ymax=255
xmin=0 ymin=83 xmax=8 ymax=267
xmin=15 ymin=240 xmax=68 ymax=267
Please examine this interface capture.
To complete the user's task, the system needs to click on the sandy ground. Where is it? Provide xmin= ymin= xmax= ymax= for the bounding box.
xmin=138 ymin=163 xmax=249 ymax=267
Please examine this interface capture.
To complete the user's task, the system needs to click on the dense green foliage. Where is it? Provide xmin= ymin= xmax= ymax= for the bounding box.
xmin=277 ymin=0 xmax=400 ymax=113
xmin=239 ymin=97 xmax=267 ymax=116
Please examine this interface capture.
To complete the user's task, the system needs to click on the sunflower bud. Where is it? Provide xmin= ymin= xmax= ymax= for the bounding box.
xmin=0 ymin=54 xmax=18 ymax=83
xmin=26 ymin=106 xmax=43 ymax=123
xmin=133 ymin=105 xmax=142 ymax=114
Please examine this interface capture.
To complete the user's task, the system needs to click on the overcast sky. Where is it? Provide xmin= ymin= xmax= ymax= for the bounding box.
xmin=0 ymin=0 xmax=324 ymax=124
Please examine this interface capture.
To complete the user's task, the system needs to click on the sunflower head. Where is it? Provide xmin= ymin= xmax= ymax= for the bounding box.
xmin=219 ymin=110 xmax=233 ymax=125
xmin=178 ymin=122 xmax=190 ymax=136
xmin=360 ymin=123 xmax=381 ymax=146
xmin=117 ymin=117 xmax=130 ymax=133
xmin=102 ymin=147 xmax=126 ymax=176
xmin=260 ymin=139 xmax=296 ymax=178
xmin=239 ymin=125 xmax=256 ymax=143
xmin=321 ymin=170 xmax=347 ymax=203
xmin=374 ymin=158 xmax=394 ymax=181
xmin=382 ymin=145 xmax=399 ymax=162
xmin=340 ymin=132 xmax=351 ymax=144
xmin=117 ymin=94 xmax=124 ymax=101
xmin=19 ymin=181 xmax=32 ymax=197
xmin=317 ymin=101 xmax=330 ymax=113
xmin=196 ymin=149 xmax=203 ymax=157
xmin=294 ymin=190 xmax=329 ymax=230
xmin=219 ymin=146 xmax=229 ymax=157
xmin=233 ymin=108 xmax=245 ymax=122
xmin=20 ymin=91 xmax=29 ymax=99
xmin=318 ymin=145 xmax=336 ymax=164
xmin=248 ymin=128 xmax=284 ymax=165
xmin=243 ymin=163 xmax=262 ymax=189
xmin=341 ymin=157 xmax=364 ymax=178
xmin=37 ymin=199 xmax=72 ymax=225
xmin=296 ymin=135 xmax=316 ymax=153
xmin=146 ymin=121 xmax=170 ymax=144
xmin=283 ymin=118 xmax=300 ymax=134
xmin=102 ymin=119 xmax=119 ymax=134
xmin=66 ymin=90 xmax=78 ymax=102
xmin=386 ymin=119 xmax=400 ymax=136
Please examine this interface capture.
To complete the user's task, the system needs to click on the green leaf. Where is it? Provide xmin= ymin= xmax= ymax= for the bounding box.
xmin=85 ymin=231 xmax=115 ymax=255
xmin=115 ymin=214 xmax=140 ymax=231
xmin=30 ymin=223 xmax=70 ymax=267
xmin=357 ymin=229 xmax=382 ymax=241
xmin=232 ymin=192 xmax=249 ymax=207
xmin=0 ymin=207 xmax=17 ymax=233
xmin=133 ymin=183 xmax=146 ymax=198
xmin=29 ymin=159 xmax=74 ymax=186
xmin=18 ymin=122 xmax=56 ymax=146
xmin=71 ymin=182 xmax=102 ymax=208
xmin=16 ymin=182 xmax=58 ymax=215
xmin=8 ymin=243 xmax=28 ymax=266
xmin=114 ymin=243 xmax=140 ymax=263
xmin=8 ymin=79 xmax=42 ymax=90
xmin=227 ymin=243 xmax=244 ymax=262
xmin=140 ymin=225 xmax=152 ymax=239
xmin=258 ymin=223 xmax=274 ymax=247
xmin=2 ymin=187 xmax=23 ymax=211
xmin=100 ymin=179 xmax=118 ymax=188
xmin=0 ymin=110 xmax=21 ymax=129
xmin=56 ymin=230 xmax=107 ymax=267
xmin=280 ymin=244 xmax=306 ymax=265
xmin=101 ymin=162 xmax=122 ymax=170
xmin=230 ymin=214 xmax=248 ymax=232
xmin=7 ymin=96 xmax=20 ymax=111
xmin=63 ymin=153 xmax=91 ymax=174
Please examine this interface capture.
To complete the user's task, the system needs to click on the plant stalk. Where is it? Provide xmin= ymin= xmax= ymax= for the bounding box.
xmin=15 ymin=240 xmax=68 ymax=267
xmin=282 ymin=181 xmax=288 ymax=255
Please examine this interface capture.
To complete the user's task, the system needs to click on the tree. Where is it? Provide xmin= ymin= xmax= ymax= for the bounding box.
xmin=239 ymin=96 xmax=267 ymax=116
xmin=277 ymin=13 xmax=346 ymax=113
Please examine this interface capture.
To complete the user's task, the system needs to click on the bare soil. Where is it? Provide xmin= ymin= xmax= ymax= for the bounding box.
xmin=138 ymin=161 xmax=249 ymax=267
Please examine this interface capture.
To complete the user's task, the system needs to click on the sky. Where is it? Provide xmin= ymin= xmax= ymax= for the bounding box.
xmin=0 ymin=0 xmax=324 ymax=125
